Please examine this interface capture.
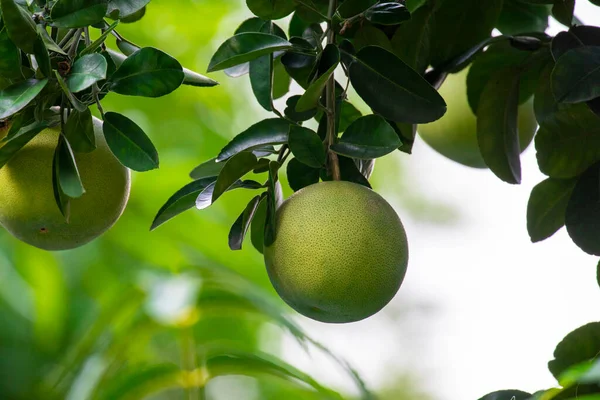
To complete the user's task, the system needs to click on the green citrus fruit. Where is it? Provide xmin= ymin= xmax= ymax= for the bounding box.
xmin=0 ymin=118 xmax=130 ymax=251
xmin=264 ymin=181 xmax=409 ymax=323
xmin=418 ymin=67 xmax=538 ymax=168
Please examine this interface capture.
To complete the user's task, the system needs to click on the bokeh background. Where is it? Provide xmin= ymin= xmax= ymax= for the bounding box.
xmin=1 ymin=1 xmax=600 ymax=399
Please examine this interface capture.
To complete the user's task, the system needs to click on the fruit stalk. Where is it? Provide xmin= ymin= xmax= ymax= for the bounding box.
xmin=326 ymin=0 xmax=341 ymax=181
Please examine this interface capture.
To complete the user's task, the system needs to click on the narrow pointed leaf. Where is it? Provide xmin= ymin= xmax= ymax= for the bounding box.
xmin=196 ymin=179 xmax=262 ymax=210
xmin=51 ymin=0 xmax=109 ymax=28
xmin=0 ymin=27 xmax=23 ymax=80
xmin=216 ymin=118 xmax=290 ymax=162
xmin=251 ymin=194 xmax=268 ymax=253
xmin=331 ymin=115 xmax=401 ymax=160
xmin=229 ymin=195 xmax=262 ymax=250
xmin=207 ymin=33 xmax=292 ymax=72
xmin=249 ymin=52 xmax=274 ymax=111
xmin=264 ymin=161 xmax=281 ymax=247
xmin=80 ymin=20 xmax=119 ymax=56
xmin=288 ymin=125 xmax=326 ymax=168
xmin=527 ymin=177 xmax=577 ymax=242
xmin=56 ymin=135 xmax=85 ymax=198
xmin=109 ymin=47 xmax=184 ymax=97
xmin=64 ymin=108 xmax=96 ymax=153
xmin=102 ymin=111 xmax=159 ymax=171
xmin=0 ymin=78 xmax=47 ymax=119
xmin=189 ymin=157 xmax=225 ymax=180
xmin=151 ymin=177 xmax=217 ymax=230
xmin=67 ymin=53 xmax=107 ymax=93
xmin=295 ymin=44 xmax=340 ymax=112
xmin=1 ymin=0 xmax=37 ymax=53
xmin=212 ymin=151 xmax=258 ymax=203
xmin=0 ymin=119 xmax=48 ymax=168
xmin=347 ymin=46 xmax=446 ymax=123
xmin=54 ymin=71 xmax=87 ymax=112
xmin=33 ymin=36 xmax=51 ymax=78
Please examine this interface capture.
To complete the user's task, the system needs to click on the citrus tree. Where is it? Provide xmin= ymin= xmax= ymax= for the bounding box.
xmin=3 ymin=0 xmax=600 ymax=399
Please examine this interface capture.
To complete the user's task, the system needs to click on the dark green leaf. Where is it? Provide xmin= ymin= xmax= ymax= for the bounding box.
xmin=284 ymin=95 xmax=317 ymax=122
xmin=351 ymin=24 xmax=394 ymax=53
xmin=106 ymin=0 xmax=149 ymax=18
xmin=246 ymin=0 xmax=296 ymax=20
xmin=207 ymin=33 xmax=292 ymax=72
xmin=496 ymin=0 xmax=550 ymax=35
xmin=280 ymin=37 xmax=317 ymax=88
xmin=52 ymin=141 xmax=70 ymax=219
xmin=337 ymin=0 xmax=377 ymax=18
xmin=296 ymin=44 xmax=339 ymax=112
xmin=109 ymin=47 xmax=184 ymax=97
xmin=552 ymin=0 xmax=574 ymax=27
xmin=249 ymin=26 xmax=274 ymax=111
xmin=571 ymin=25 xmax=600 ymax=46
xmin=196 ymin=179 xmax=263 ymax=210
xmin=189 ymin=157 xmax=225 ymax=180
xmin=549 ymin=322 xmax=600 ymax=379
xmin=37 ymin=25 xmax=67 ymax=55
xmin=33 ymin=35 xmax=50 ymax=78
xmin=477 ymin=390 xmax=532 ymax=400
xmin=429 ymin=0 xmax=503 ymax=67
xmin=0 ymin=27 xmax=23 ymax=80
xmin=551 ymin=31 xmax=582 ymax=61
xmin=347 ymin=46 xmax=446 ymax=123
xmin=394 ymin=122 xmax=416 ymax=154
xmin=552 ymin=46 xmax=600 ymax=104
xmin=565 ymin=163 xmax=600 ymax=255
xmin=216 ymin=118 xmax=290 ymax=162
xmin=337 ymin=155 xmax=372 ymax=188
xmin=67 ymin=53 xmax=107 ymax=93
xmin=477 ymin=67 xmax=522 ymax=184
xmin=0 ymin=78 xmax=47 ymax=119
xmin=390 ymin=3 xmax=434 ymax=73
xmin=50 ymin=0 xmax=108 ymax=28
xmin=102 ymin=111 xmax=159 ymax=171
xmin=0 ymin=119 xmax=47 ymax=168
xmin=264 ymin=160 xmax=282 ymax=246
xmin=331 ymin=115 xmax=401 ymax=159
xmin=288 ymin=125 xmax=326 ymax=168
xmin=338 ymin=101 xmax=362 ymax=132
xmin=80 ymin=20 xmax=118 ymax=56
xmin=251 ymin=194 xmax=268 ymax=253
xmin=272 ymin=57 xmax=290 ymax=98
xmin=364 ymin=2 xmax=410 ymax=26
xmin=64 ymin=108 xmax=96 ymax=153
xmin=229 ymin=195 xmax=262 ymax=250
xmin=527 ymin=177 xmax=576 ymax=242
xmin=56 ymin=135 xmax=85 ymax=198
xmin=0 ymin=0 xmax=37 ymax=53
xmin=286 ymin=157 xmax=319 ymax=192
xmin=54 ymin=70 xmax=87 ymax=112
xmin=150 ymin=177 xmax=217 ymax=230
xmin=212 ymin=151 xmax=258 ymax=203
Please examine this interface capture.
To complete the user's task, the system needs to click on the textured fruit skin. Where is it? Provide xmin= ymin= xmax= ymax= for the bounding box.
xmin=0 ymin=119 xmax=130 ymax=251
xmin=418 ymin=67 xmax=538 ymax=168
xmin=264 ymin=181 xmax=409 ymax=323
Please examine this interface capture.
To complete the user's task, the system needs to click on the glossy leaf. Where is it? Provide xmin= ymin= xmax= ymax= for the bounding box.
xmin=288 ymin=125 xmax=326 ymax=168
xmin=552 ymin=46 xmax=600 ymax=104
xmin=106 ymin=0 xmax=150 ymax=18
xmin=51 ymin=0 xmax=109 ymax=28
xmin=390 ymin=3 xmax=434 ymax=73
xmin=476 ymin=67 xmax=522 ymax=184
xmin=565 ymin=163 xmax=600 ymax=255
xmin=527 ymin=178 xmax=576 ymax=242
xmin=477 ymin=390 xmax=532 ymax=400
xmin=64 ymin=108 xmax=96 ymax=153
xmin=549 ymin=322 xmax=600 ymax=379
xmin=216 ymin=118 xmax=290 ymax=162
xmin=249 ymin=23 xmax=274 ymax=111
xmin=189 ymin=157 xmax=225 ymax=180
xmin=212 ymin=151 xmax=258 ymax=203
xmin=331 ymin=115 xmax=401 ymax=159
xmin=352 ymin=25 xmax=394 ymax=53
xmin=0 ymin=27 xmax=22 ymax=80
xmin=56 ymin=136 xmax=85 ymax=198
xmin=264 ymin=161 xmax=281 ymax=246
xmin=33 ymin=36 xmax=51 ymax=78
xmin=102 ymin=111 xmax=159 ymax=171
xmin=0 ymin=0 xmax=37 ymax=53
xmin=196 ymin=179 xmax=262 ymax=210
xmin=79 ymin=20 xmax=119 ymax=56
xmin=109 ymin=47 xmax=184 ymax=97
xmin=246 ymin=0 xmax=296 ymax=20
xmin=347 ymin=46 xmax=447 ymax=124
xmin=251 ymin=195 xmax=268 ymax=253
xmin=364 ymin=2 xmax=410 ymax=26
xmin=286 ymin=157 xmax=319 ymax=192
xmin=229 ymin=195 xmax=262 ymax=250
xmin=0 ymin=78 xmax=47 ymax=119
xmin=207 ymin=33 xmax=292 ymax=72
xmin=150 ymin=177 xmax=217 ymax=230
xmin=284 ymin=95 xmax=317 ymax=122
xmin=54 ymin=71 xmax=87 ymax=112
xmin=67 ymin=54 xmax=107 ymax=93
xmin=296 ymin=44 xmax=340 ymax=112
xmin=0 ymin=119 xmax=48 ymax=168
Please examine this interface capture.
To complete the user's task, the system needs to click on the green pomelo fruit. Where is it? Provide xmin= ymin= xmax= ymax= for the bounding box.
xmin=0 ymin=118 xmax=130 ymax=251
xmin=418 ymin=67 xmax=538 ymax=168
xmin=264 ymin=181 xmax=409 ymax=323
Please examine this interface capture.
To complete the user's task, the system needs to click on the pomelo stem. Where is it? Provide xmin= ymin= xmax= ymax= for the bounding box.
xmin=326 ymin=0 xmax=340 ymax=181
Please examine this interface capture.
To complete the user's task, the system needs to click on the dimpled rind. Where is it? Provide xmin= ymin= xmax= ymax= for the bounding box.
xmin=264 ymin=181 xmax=409 ymax=323
xmin=0 ymin=119 xmax=130 ymax=250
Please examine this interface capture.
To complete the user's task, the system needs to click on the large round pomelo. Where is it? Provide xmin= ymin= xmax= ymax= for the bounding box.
xmin=264 ymin=181 xmax=409 ymax=323
xmin=0 ymin=118 xmax=130 ymax=250
xmin=418 ymin=67 xmax=537 ymax=168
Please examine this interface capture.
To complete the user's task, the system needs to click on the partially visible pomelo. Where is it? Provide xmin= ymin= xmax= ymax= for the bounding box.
xmin=418 ymin=67 xmax=538 ymax=168
xmin=0 ymin=118 xmax=130 ymax=250
xmin=264 ymin=181 xmax=408 ymax=323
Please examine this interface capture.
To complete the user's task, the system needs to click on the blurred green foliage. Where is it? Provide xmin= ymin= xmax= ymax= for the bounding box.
xmin=0 ymin=1 xmax=437 ymax=399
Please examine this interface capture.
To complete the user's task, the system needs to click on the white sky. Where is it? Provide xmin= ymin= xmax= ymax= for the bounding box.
xmin=276 ymin=3 xmax=600 ymax=399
